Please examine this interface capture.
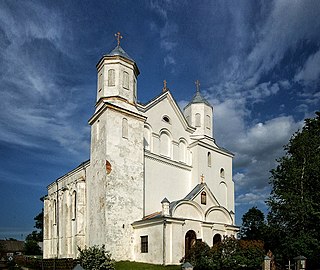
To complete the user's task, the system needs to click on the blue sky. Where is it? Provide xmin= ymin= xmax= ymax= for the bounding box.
xmin=0 ymin=0 xmax=319 ymax=240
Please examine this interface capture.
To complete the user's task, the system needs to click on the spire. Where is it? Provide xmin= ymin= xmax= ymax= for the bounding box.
xmin=184 ymin=80 xmax=212 ymax=108
xmin=195 ymin=80 xmax=200 ymax=93
xmin=106 ymin=32 xmax=134 ymax=62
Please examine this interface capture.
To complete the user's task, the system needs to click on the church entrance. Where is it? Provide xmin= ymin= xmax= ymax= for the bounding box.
xmin=185 ymin=230 xmax=197 ymax=259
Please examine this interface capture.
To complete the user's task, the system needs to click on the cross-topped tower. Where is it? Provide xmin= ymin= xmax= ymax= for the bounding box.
xmin=195 ymin=80 xmax=200 ymax=92
xmin=115 ymin=32 xmax=123 ymax=46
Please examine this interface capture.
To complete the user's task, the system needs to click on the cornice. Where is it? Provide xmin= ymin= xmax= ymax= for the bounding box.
xmin=145 ymin=151 xmax=192 ymax=171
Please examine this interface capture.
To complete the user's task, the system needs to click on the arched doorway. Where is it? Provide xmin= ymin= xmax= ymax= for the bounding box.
xmin=185 ymin=230 xmax=197 ymax=259
xmin=213 ymin=233 xmax=222 ymax=245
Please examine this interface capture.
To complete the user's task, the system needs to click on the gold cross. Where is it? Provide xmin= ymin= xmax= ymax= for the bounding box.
xmin=115 ymin=32 xmax=123 ymax=46
xmin=200 ymin=174 xmax=204 ymax=183
xmin=195 ymin=80 xmax=200 ymax=92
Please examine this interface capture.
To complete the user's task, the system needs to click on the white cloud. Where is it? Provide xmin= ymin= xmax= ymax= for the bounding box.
xmin=294 ymin=49 xmax=320 ymax=83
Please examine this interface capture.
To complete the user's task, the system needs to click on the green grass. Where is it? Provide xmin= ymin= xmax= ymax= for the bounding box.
xmin=115 ymin=261 xmax=181 ymax=270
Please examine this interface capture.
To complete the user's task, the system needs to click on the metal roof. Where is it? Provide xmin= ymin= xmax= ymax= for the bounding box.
xmin=185 ymin=90 xmax=212 ymax=108
xmin=106 ymin=45 xmax=134 ymax=62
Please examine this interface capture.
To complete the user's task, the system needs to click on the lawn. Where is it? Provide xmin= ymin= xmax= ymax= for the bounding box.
xmin=115 ymin=261 xmax=181 ymax=270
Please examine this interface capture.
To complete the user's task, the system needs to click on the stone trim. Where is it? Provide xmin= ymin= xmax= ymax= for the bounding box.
xmin=145 ymin=151 xmax=192 ymax=171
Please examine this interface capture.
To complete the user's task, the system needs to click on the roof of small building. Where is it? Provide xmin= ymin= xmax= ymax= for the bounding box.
xmin=0 ymin=240 xmax=24 ymax=252
xmin=106 ymin=45 xmax=134 ymax=62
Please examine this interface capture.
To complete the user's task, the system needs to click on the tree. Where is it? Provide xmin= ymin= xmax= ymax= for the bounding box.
xmin=239 ymin=207 xmax=266 ymax=241
xmin=78 ymin=245 xmax=115 ymax=270
xmin=267 ymin=112 xmax=320 ymax=268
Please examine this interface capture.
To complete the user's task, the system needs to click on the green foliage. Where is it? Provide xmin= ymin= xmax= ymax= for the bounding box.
xmin=188 ymin=237 xmax=265 ymax=270
xmin=239 ymin=207 xmax=266 ymax=241
xmin=78 ymin=245 xmax=115 ymax=270
xmin=115 ymin=261 xmax=180 ymax=269
xmin=267 ymin=112 xmax=320 ymax=268
xmin=24 ymin=239 xmax=42 ymax=255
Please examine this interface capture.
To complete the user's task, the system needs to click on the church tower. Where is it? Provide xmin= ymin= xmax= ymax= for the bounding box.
xmin=183 ymin=80 xmax=213 ymax=138
xmin=87 ymin=33 xmax=146 ymax=261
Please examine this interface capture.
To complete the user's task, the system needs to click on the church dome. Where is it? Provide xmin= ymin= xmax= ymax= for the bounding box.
xmin=106 ymin=45 xmax=135 ymax=62
xmin=185 ymin=89 xmax=212 ymax=109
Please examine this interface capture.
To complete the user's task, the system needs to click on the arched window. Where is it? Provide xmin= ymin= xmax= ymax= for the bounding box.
xmin=122 ymin=118 xmax=128 ymax=138
xmin=123 ymin=71 xmax=129 ymax=89
xmin=72 ymin=191 xmax=77 ymax=220
xmin=213 ymin=234 xmax=222 ymax=245
xmin=220 ymin=168 xmax=225 ymax=178
xmin=179 ymin=140 xmax=187 ymax=163
xmin=160 ymin=132 xmax=171 ymax=157
xmin=195 ymin=113 xmax=201 ymax=127
xmin=201 ymin=191 xmax=206 ymax=205
xmin=108 ymin=69 xmax=115 ymax=86
xmin=207 ymin=152 xmax=211 ymax=167
xmin=206 ymin=115 xmax=211 ymax=129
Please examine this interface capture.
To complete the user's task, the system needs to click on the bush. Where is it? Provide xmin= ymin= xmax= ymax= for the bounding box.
xmin=78 ymin=245 xmax=115 ymax=270
xmin=189 ymin=237 xmax=265 ymax=270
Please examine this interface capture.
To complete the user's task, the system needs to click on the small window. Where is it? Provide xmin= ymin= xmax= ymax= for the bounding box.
xmin=122 ymin=118 xmax=128 ymax=139
xmin=163 ymin=116 xmax=170 ymax=124
xmin=207 ymin=152 xmax=211 ymax=167
xmin=213 ymin=234 xmax=222 ymax=245
xmin=201 ymin=191 xmax=206 ymax=205
xmin=141 ymin=236 xmax=148 ymax=253
xmin=108 ymin=69 xmax=115 ymax=86
xmin=123 ymin=71 xmax=129 ymax=89
xmin=220 ymin=168 xmax=225 ymax=178
xmin=195 ymin=113 xmax=201 ymax=127
xmin=206 ymin=115 xmax=211 ymax=129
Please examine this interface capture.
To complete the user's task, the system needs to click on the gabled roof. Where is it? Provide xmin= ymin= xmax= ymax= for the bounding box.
xmin=137 ymin=90 xmax=196 ymax=133
xmin=0 ymin=240 xmax=24 ymax=252
xmin=169 ymin=182 xmax=219 ymax=214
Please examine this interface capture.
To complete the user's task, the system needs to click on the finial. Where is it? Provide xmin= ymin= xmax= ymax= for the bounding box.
xmin=162 ymin=80 xmax=169 ymax=92
xmin=195 ymin=80 xmax=200 ymax=93
xmin=115 ymin=32 xmax=123 ymax=46
xmin=200 ymin=174 xmax=204 ymax=184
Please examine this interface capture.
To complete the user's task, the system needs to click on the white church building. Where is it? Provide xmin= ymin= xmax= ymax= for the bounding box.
xmin=43 ymin=36 xmax=238 ymax=265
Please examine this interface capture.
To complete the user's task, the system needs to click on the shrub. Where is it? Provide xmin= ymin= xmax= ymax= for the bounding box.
xmin=78 ymin=245 xmax=115 ymax=270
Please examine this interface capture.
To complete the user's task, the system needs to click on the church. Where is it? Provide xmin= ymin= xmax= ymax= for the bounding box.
xmin=43 ymin=34 xmax=238 ymax=265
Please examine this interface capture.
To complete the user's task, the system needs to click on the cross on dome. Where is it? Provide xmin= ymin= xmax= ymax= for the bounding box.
xmin=115 ymin=32 xmax=123 ymax=46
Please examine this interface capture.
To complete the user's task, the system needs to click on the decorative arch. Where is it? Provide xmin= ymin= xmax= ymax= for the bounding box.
xmin=123 ymin=71 xmax=129 ymax=89
xmin=179 ymin=138 xmax=187 ymax=163
xmin=172 ymin=201 xmax=204 ymax=221
xmin=185 ymin=230 xmax=197 ymax=259
xmin=108 ymin=69 xmax=115 ymax=86
xmin=205 ymin=206 xmax=233 ymax=225
xmin=160 ymin=129 xmax=172 ymax=158
xmin=219 ymin=181 xmax=228 ymax=207
xmin=206 ymin=115 xmax=211 ymax=129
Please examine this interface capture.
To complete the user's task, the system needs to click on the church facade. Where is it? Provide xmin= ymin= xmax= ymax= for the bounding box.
xmin=43 ymin=38 xmax=238 ymax=265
